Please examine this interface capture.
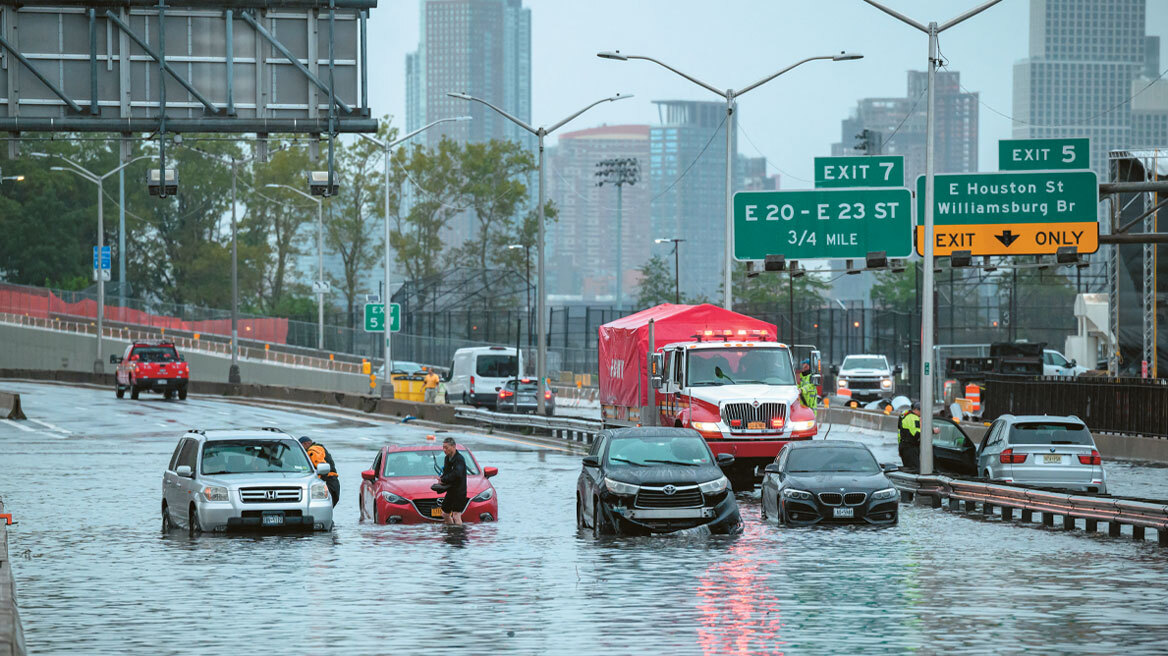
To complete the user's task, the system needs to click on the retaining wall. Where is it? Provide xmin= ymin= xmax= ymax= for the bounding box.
xmin=0 ymin=499 xmax=26 ymax=656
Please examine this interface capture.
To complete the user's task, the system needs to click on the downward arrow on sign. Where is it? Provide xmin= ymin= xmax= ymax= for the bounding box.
xmin=995 ymin=230 xmax=1020 ymax=247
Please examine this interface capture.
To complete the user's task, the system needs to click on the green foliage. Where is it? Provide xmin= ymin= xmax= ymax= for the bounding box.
xmin=870 ymin=263 xmax=919 ymax=311
xmin=635 ymin=255 xmax=680 ymax=307
xmin=731 ymin=261 xmax=829 ymax=312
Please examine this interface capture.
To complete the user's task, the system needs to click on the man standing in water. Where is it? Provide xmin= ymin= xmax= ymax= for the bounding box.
xmin=439 ymin=437 xmax=468 ymax=525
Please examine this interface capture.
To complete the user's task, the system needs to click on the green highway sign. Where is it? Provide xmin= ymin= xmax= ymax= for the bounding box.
xmin=363 ymin=302 xmax=400 ymax=333
xmin=733 ymin=188 xmax=913 ymax=261
xmin=814 ymin=155 xmax=904 ymax=188
xmin=915 ymin=170 xmax=1099 ymax=256
xmin=999 ymin=137 xmax=1089 ymax=171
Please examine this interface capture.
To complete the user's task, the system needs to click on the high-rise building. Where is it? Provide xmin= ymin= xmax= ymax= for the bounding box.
xmin=545 ymin=125 xmax=651 ymax=302
xmin=1132 ymin=36 xmax=1168 ymax=148
xmin=832 ymin=70 xmax=979 ymax=184
xmin=1013 ymin=0 xmax=1151 ymax=175
xmin=650 ymin=100 xmax=739 ymax=301
xmin=405 ymin=0 xmax=532 ymax=150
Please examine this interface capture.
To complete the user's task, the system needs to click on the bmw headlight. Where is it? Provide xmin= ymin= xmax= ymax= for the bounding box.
xmin=380 ymin=491 xmax=408 ymax=505
xmin=310 ymin=482 xmax=330 ymax=500
xmin=604 ymin=477 xmax=639 ymax=496
xmin=471 ymin=488 xmax=494 ymax=503
xmin=871 ymin=487 xmax=898 ymax=500
xmin=202 ymin=486 xmax=229 ymax=502
xmin=698 ymin=475 xmax=729 ymax=495
xmin=789 ymin=420 xmax=816 ymax=432
xmin=782 ymin=488 xmax=813 ymax=501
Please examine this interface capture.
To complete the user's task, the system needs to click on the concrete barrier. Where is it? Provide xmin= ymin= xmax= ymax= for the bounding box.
xmin=0 ymin=499 xmax=26 ymax=656
xmin=0 ymin=394 xmax=23 ymax=420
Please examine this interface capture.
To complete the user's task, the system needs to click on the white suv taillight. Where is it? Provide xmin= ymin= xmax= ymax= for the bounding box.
xmin=1078 ymin=450 xmax=1101 ymax=465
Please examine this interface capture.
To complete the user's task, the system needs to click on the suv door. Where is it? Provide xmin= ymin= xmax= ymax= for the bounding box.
xmin=173 ymin=438 xmax=201 ymax=519
xmin=977 ymin=422 xmax=1004 ymax=477
xmin=580 ymin=433 xmax=608 ymax=523
xmin=163 ymin=438 xmax=186 ymax=521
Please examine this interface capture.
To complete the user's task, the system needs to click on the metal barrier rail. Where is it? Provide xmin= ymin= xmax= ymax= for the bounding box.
xmin=889 ymin=471 xmax=1168 ymax=546
xmin=0 ymin=311 xmax=364 ymax=375
xmin=454 ymin=407 xmax=602 ymax=445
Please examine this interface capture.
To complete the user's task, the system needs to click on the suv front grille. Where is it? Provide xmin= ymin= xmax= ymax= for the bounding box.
xmin=635 ymin=486 xmax=703 ymax=509
xmin=818 ymin=492 xmax=843 ymax=506
xmin=844 ymin=492 xmax=867 ymax=506
xmin=240 ymin=487 xmax=302 ymax=504
xmin=721 ymin=403 xmax=786 ymax=430
xmin=845 ymin=377 xmax=883 ymax=391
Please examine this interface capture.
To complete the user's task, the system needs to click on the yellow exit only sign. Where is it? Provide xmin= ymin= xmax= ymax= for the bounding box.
xmin=915 ymin=222 xmax=1099 ymax=256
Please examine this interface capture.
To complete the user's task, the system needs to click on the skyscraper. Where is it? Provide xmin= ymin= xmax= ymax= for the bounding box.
xmin=545 ymin=125 xmax=651 ymax=302
xmin=405 ymin=0 xmax=532 ymax=149
xmin=1013 ymin=0 xmax=1149 ymax=175
xmin=650 ymin=100 xmax=738 ymax=301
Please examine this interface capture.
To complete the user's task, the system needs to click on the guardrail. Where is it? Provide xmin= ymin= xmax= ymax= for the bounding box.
xmin=889 ymin=471 xmax=1168 ymax=546
xmin=454 ymin=407 xmax=602 ymax=445
xmin=0 ymin=498 xmax=27 ymax=656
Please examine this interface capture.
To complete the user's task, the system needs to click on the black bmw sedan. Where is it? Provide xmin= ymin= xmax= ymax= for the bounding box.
xmin=576 ymin=427 xmax=742 ymax=535
xmin=760 ymin=441 xmax=899 ymax=526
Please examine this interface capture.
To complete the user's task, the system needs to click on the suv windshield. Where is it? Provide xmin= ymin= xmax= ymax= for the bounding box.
xmin=200 ymin=440 xmax=312 ymax=475
xmin=477 ymin=354 xmax=517 ymax=378
xmin=133 ymin=346 xmax=178 ymax=362
xmin=787 ymin=447 xmax=879 ymax=474
xmin=841 ymin=356 xmax=887 ymax=370
xmin=1008 ymin=422 xmax=1094 ymax=445
xmin=605 ymin=435 xmax=712 ymax=467
xmin=687 ymin=348 xmax=795 ymax=386
xmin=382 ymin=449 xmax=479 ymax=477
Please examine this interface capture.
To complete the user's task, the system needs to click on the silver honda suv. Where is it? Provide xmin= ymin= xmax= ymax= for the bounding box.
xmin=161 ymin=427 xmax=335 ymax=534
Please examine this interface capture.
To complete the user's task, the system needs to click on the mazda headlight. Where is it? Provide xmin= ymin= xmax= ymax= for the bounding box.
xmin=782 ymin=488 xmax=813 ymax=501
xmin=310 ymin=482 xmax=330 ymax=500
xmin=691 ymin=421 xmax=720 ymax=433
xmin=604 ymin=477 xmax=639 ymax=496
xmin=871 ymin=487 xmax=898 ymax=500
xmin=380 ymin=491 xmax=408 ymax=505
xmin=881 ymin=378 xmax=893 ymax=389
xmin=698 ymin=475 xmax=729 ymax=495
xmin=202 ymin=486 xmax=229 ymax=502
xmin=471 ymin=488 xmax=494 ymax=503
xmin=789 ymin=420 xmax=816 ymax=432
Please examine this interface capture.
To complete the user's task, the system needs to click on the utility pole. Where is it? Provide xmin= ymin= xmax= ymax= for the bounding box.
xmin=596 ymin=157 xmax=640 ymax=308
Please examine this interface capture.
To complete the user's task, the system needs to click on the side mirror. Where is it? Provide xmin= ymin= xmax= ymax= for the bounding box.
xmin=110 ymin=354 xmax=122 ymax=364
xmin=315 ymin=462 xmax=332 ymax=476
xmin=811 ymin=374 xmax=822 ymax=386
xmin=763 ymin=463 xmax=782 ymax=475
xmin=130 ymin=354 xmax=140 ymax=361
xmin=649 ymin=353 xmax=665 ymax=389
xmin=176 ymin=465 xmax=193 ymax=478
xmin=361 ymin=469 xmax=376 ymax=482
xmin=715 ymin=453 xmax=735 ymax=467
xmin=484 ymin=466 xmax=498 ymax=478
xmin=881 ymin=463 xmax=899 ymax=473
xmin=1069 ymin=359 xmax=1078 ymax=367
xmin=893 ymin=365 xmax=903 ymax=375
xmin=830 ymin=364 xmax=839 ymax=375
xmin=582 ymin=455 xmax=600 ymax=468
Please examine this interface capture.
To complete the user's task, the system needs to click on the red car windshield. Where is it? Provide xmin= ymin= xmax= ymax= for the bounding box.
xmin=382 ymin=449 xmax=479 ymax=477
xmin=133 ymin=346 xmax=178 ymax=363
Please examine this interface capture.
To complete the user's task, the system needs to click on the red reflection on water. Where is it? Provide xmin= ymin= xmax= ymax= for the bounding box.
xmin=695 ymin=538 xmax=785 ymax=656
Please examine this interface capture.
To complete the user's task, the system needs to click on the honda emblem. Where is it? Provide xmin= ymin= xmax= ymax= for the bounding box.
xmin=266 ymin=490 xmax=277 ymax=500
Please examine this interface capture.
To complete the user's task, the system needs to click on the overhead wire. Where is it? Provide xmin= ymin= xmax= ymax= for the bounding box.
xmin=650 ymin=112 xmax=728 ymax=202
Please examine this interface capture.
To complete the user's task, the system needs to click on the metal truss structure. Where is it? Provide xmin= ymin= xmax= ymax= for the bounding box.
xmin=392 ymin=267 xmax=531 ymax=315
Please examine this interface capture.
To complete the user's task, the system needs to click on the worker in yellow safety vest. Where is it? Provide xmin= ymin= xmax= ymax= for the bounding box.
xmin=897 ymin=402 xmax=921 ymax=472
xmin=797 ymin=361 xmax=818 ymax=409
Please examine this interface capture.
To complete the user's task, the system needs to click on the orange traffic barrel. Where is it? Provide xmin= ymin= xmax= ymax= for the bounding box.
xmin=965 ymin=384 xmax=981 ymax=413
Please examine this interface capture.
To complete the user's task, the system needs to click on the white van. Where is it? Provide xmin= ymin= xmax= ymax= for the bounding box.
xmin=446 ymin=346 xmax=523 ymax=407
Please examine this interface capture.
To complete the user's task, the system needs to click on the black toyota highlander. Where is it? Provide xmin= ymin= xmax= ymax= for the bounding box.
xmin=576 ymin=427 xmax=742 ymax=536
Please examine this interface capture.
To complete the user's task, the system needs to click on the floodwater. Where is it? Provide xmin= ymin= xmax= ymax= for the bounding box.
xmin=3 ymin=381 xmax=1168 ymax=655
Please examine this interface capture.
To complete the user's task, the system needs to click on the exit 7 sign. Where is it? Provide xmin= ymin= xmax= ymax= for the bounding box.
xmin=814 ymin=155 xmax=904 ymax=188
xmin=364 ymin=303 xmax=400 ymax=333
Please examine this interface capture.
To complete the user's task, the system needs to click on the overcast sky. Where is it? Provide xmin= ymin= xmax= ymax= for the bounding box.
xmin=365 ymin=0 xmax=1167 ymax=189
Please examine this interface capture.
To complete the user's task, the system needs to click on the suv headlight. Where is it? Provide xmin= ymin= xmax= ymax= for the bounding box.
xmin=698 ymin=475 xmax=729 ymax=495
xmin=380 ymin=491 xmax=408 ymax=505
xmin=881 ymin=378 xmax=893 ymax=389
xmin=310 ymin=482 xmax=330 ymax=500
xmin=782 ymin=488 xmax=813 ymax=501
xmin=789 ymin=420 xmax=816 ymax=432
xmin=604 ymin=477 xmax=639 ymax=496
xmin=472 ymin=488 xmax=494 ymax=502
xmin=837 ymin=379 xmax=848 ymax=388
xmin=871 ymin=487 xmax=898 ymax=500
xmin=203 ymin=486 xmax=229 ymax=502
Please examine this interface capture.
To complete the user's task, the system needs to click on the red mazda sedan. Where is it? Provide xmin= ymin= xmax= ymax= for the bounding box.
xmin=359 ymin=445 xmax=499 ymax=524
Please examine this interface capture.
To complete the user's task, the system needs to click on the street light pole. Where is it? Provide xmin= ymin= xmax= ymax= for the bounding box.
xmin=861 ymin=0 xmax=1004 ymax=476
xmin=36 ymin=152 xmax=154 ymax=373
xmin=266 ymin=183 xmax=325 ymax=350
xmin=598 ymin=50 xmax=862 ymax=310
xmin=359 ymin=116 xmax=471 ymax=388
xmin=447 ymin=91 xmax=631 ymax=415
xmin=507 ymin=243 xmax=533 ymax=349
xmin=655 ymin=238 xmax=685 ymax=304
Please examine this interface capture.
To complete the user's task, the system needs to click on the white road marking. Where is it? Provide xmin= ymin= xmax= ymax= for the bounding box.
xmin=29 ymin=418 xmax=72 ymax=434
xmin=2 ymin=419 xmax=36 ymax=433
xmin=157 ymin=422 xmax=169 ymax=428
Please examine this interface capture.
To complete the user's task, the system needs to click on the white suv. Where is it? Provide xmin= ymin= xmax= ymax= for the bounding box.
xmin=162 ymin=427 xmax=335 ymax=534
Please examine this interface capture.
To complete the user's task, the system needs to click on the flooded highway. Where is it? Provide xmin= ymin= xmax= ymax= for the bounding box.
xmin=3 ymin=381 xmax=1168 ymax=655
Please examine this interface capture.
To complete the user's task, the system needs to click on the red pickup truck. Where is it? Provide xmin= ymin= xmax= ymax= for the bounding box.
xmin=112 ymin=341 xmax=190 ymax=400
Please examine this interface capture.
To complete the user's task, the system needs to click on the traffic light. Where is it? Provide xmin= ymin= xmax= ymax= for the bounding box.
xmin=147 ymin=168 xmax=178 ymax=196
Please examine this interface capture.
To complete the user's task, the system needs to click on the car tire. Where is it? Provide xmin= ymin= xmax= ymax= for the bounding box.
xmin=462 ymin=392 xmax=469 ymax=406
xmin=760 ymin=497 xmax=768 ymax=521
xmin=592 ymin=500 xmax=612 ymax=537
xmin=178 ymin=388 xmax=187 ymax=401
xmin=130 ymin=386 xmax=140 ymax=400
xmin=188 ymin=504 xmax=203 ymax=537
xmin=778 ymin=502 xmax=789 ymax=526
xmin=545 ymin=409 xmax=554 ymax=417
xmin=116 ymin=385 xmax=125 ymax=399
xmin=162 ymin=502 xmax=172 ymax=533
xmin=576 ymin=496 xmax=585 ymax=529
xmin=372 ymin=504 xmax=380 ymax=525
xmin=164 ymin=390 xmax=174 ymax=400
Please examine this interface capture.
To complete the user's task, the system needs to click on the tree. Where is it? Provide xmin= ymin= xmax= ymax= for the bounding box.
xmin=635 ymin=255 xmax=678 ymax=307
xmin=870 ymin=263 xmax=919 ymax=311
xmin=451 ymin=140 xmax=534 ymax=290
xmin=388 ymin=137 xmax=464 ymax=283
xmin=731 ymin=261 xmax=829 ymax=312
xmin=245 ymin=144 xmax=315 ymax=312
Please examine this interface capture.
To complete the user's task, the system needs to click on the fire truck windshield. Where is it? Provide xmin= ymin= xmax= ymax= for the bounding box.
xmin=687 ymin=348 xmax=795 ymax=387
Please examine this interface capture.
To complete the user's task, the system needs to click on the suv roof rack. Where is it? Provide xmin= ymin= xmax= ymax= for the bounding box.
xmin=259 ymin=426 xmax=286 ymax=433
xmin=187 ymin=428 xmax=205 ymax=435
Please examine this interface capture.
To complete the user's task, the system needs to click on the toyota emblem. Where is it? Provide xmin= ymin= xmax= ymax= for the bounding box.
xmin=662 ymin=485 xmax=677 ymax=496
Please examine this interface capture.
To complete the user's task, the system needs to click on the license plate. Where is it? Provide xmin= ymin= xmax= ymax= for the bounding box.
xmin=430 ymin=507 xmax=443 ymax=517
xmin=747 ymin=421 xmax=765 ymax=430
xmin=1044 ymin=454 xmax=1062 ymax=464
xmin=262 ymin=514 xmax=284 ymax=526
xmin=519 ymin=396 xmax=536 ymax=403
xmin=833 ymin=507 xmax=854 ymax=518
